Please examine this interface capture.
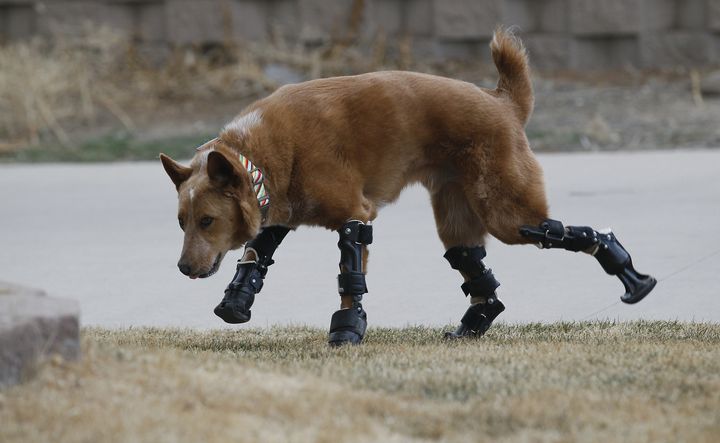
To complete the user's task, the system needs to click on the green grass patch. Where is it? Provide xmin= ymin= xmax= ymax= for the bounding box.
xmin=0 ymin=132 xmax=215 ymax=163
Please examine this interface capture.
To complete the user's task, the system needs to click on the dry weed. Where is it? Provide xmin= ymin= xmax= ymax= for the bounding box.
xmin=0 ymin=25 xmax=417 ymax=151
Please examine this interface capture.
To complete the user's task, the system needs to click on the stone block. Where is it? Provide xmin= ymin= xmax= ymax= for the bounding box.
xmin=431 ymin=39 xmax=492 ymax=60
xmin=135 ymin=1 xmax=167 ymax=43
xmin=0 ymin=4 xmax=36 ymax=42
xmin=498 ymin=0 xmax=569 ymax=33
xmin=267 ymin=0 xmax=300 ymax=39
xmin=405 ymin=0 xmax=433 ymax=36
xmin=539 ymin=0 xmax=568 ymax=33
xmin=502 ymin=0 xmax=539 ymax=32
xmin=640 ymin=31 xmax=716 ymax=67
xmin=434 ymin=0 xmax=501 ymax=40
xmin=701 ymin=69 xmax=720 ymax=95
xmin=709 ymin=0 xmax=720 ymax=31
xmin=523 ymin=34 xmax=571 ymax=70
xmin=367 ymin=0 xmax=403 ymax=36
xmin=640 ymin=0 xmax=675 ymax=31
xmin=570 ymin=0 xmax=642 ymax=36
xmin=675 ymin=0 xmax=706 ymax=29
xmin=229 ymin=0 xmax=268 ymax=41
xmin=570 ymin=36 xmax=639 ymax=69
xmin=298 ymin=0 xmax=359 ymax=43
xmin=36 ymin=1 xmax=123 ymax=37
xmin=0 ymin=282 xmax=80 ymax=388
xmin=165 ymin=0 xmax=227 ymax=44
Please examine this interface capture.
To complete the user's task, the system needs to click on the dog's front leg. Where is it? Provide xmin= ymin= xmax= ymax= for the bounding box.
xmin=214 ymin=226 xmax=291 ymax=323
xmin=328 ymin=220 xmax=372 ymax=346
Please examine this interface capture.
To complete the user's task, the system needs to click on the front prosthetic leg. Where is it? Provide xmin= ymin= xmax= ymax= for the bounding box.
xmin=328 ymin=221 xmax=372 ymax=346
xmin=520 ymin=219 xmax=656 ymax=304
xmin=214 ymin=226 xmax=290 ymax=323
xmin=444 ymin=246 xmax=505 ymax=339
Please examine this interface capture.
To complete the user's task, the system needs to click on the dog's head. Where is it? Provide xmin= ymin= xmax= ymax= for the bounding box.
xmin=160 ymin=148 xmax=261 ymax=279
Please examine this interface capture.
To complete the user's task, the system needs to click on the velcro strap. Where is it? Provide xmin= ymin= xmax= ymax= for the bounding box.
xmin=329 ymin=307 xmax=367 ymax=334
xmin=460 ymin=270 xmax=500 ymax=297
xmin=358 ymin=224 xmax=373 ymax=245
xmin=337 ymin=272 xmax=368 ymax=295
xmin=444 ymin=246 xmax=487 ymax=271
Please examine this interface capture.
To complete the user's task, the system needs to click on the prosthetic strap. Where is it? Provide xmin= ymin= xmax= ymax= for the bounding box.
xmin=214 ymin=226 xmax=290 ymax=324
xmin=329 ymin=220 xmax=372 ymax=346
xmin=520 ymin=219 xmax=657 ymax=304
xmin=444 ymin=246 xmax=501 ymax=301
xmin=445 ymin=300 xmax=506 ymax=339
xmin=444 ymin=246 xmax=505 ymax=338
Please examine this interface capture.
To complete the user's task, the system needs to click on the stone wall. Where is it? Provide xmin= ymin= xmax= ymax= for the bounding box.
xmin=1 ymin=0 xmax=719 ymax=69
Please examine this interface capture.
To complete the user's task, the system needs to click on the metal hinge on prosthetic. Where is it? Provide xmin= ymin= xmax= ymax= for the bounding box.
xmin=329 ymin=220 xmax=372 ymax=345
xmin=444 ymin=246 xmax=501 ymax=304
xmin=443 ymin=245 xmax=505 ymax=338
xmin=337 ymin=220 xmax=372 ymax=304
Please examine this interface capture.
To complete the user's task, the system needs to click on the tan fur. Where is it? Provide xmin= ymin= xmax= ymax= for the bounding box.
xmin=160 ymin=29 xmax=549 ymax=278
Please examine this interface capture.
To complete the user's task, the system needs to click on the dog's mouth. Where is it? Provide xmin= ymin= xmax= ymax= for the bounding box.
xmin=191 ymin=253 xmax=222 ymax=279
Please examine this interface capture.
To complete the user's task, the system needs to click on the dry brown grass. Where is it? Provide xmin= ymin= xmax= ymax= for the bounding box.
xmin=0 ymin=25 xmax=419 ymax=151
xmin=1 ymin=321 xmax=719 ymax=442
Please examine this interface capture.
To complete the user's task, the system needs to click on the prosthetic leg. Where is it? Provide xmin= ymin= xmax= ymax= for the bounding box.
xmin=520 ymin=219 xmax=656 ymax=304
xmin=328 ymin=220 xmax=373 ymax=346
xmin=214 ymin=226 xmax=290 ymax=323
xmin=444 ymin=246 xmax=505 ymax=339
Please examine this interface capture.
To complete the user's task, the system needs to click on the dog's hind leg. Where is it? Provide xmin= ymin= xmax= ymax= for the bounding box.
xmin=430 ymin=183 xmax=505 ymax=338
xmin=214 ymin=225 xmax=290 ymax=324
xmin=328 ymin=219 xmax=373 ymax=346
xmin=480 ymin=160 xmax=656 ymax=304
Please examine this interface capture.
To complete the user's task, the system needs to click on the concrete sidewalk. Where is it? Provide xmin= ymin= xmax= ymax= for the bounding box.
xmin=1 ymin=150 xmax=718 ymax=329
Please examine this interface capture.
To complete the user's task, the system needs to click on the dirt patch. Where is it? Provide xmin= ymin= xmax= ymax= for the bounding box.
xmin=2 ymin=322 xmax=719 ymax=442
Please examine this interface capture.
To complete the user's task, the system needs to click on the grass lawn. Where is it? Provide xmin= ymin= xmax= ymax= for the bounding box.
xmin=2 ymin=321 xmax=719 ymax=442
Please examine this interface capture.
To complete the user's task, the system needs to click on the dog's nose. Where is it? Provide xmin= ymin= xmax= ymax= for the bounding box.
xmin=178 ymin=263 xmax=192 ymax=276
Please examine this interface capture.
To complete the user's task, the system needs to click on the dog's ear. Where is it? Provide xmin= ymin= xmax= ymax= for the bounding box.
xmin=160 ymin=153 xmax=192 ymax=189
xmin=206 ymin=151 xmax=237 ymax=186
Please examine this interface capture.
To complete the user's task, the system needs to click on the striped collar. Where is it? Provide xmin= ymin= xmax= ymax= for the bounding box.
xmin=197 ymin=138 xmax=270 ymax=223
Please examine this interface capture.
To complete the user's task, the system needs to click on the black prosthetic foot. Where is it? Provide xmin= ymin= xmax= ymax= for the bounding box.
xmin=328 ymin=304 xmax=367 ymax=346
xmin=445 ymin=298 xmax=505 ymax=339
xmin=214 ymin=288 xmax=254 ymax=324
xmin=616 ymin=259 xmax=656 ymax=304
xmin=593 ymin=232 xmax=657 ymax=304
xmin=214 ymin=226 xmax=290 ymax=324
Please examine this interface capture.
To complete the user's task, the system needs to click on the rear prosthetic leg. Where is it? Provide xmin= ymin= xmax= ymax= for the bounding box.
xmin=214 ymin=226 xmax=290 ymax=323
xmin=444 ymin=246 xmax=505 ymax=339
xmin=520 ymin=219 xmax=656 ymax=304
xmin=328 ymin=220 xmax=372 ymax=346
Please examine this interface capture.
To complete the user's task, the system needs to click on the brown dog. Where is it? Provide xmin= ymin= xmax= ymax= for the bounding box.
xmin=160 ymin=29 xmax=655 ymax=345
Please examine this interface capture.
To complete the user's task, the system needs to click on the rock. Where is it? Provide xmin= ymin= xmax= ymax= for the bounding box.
xmin=701 ymin=71 xmax=720 ymax=96
xmin=0 ymin=282 xmax=80 ymax=388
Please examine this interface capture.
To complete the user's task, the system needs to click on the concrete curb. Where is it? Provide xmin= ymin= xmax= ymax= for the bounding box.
xmin=0 ymin=282 xmax=80 ymax=388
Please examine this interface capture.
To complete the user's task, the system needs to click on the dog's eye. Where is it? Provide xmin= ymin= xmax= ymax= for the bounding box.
xmin=178 ymin=217 xmax=185 ymax=231
xmin=200 ymin=216 xmax=214 ymax=229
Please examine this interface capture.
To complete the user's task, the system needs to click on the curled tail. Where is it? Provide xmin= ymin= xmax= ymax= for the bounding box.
xmin=490 ymin=28 xmax=534 ymax=126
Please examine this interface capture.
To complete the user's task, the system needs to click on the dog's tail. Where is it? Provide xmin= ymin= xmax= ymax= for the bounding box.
xmin=490 ymin=27 xmax=534 ymax=126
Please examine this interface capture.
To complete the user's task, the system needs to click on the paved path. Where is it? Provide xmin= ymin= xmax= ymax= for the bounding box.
xmin=1 ymin=150 xmax=719 ymax=329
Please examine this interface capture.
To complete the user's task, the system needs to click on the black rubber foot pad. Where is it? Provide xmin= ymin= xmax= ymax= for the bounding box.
xmin=214 ymin=300 xmax=251 ymax=324
xmin=444 ymin=300 xmax=505 ymax=339
xmin=621 ymin=275 xmax=657 ymax=304
xmin=328 ymin=330 xmax=363 ymax=347
xmin=328 ymin=306 xmax=367 ymax=346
